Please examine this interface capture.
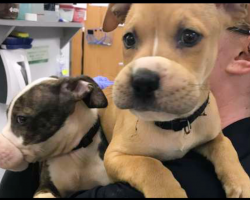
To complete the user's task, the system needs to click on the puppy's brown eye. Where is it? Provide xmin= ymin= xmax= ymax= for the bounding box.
xmin=178 ymin=29 xmax=202 ymax=48
xmin=123 ymin=32 xmax=136 ymax=49
xmin=16 ymin=116 xmax=27 ymax=125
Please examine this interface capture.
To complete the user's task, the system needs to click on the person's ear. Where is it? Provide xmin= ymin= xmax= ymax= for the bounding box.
xmin=226 ymin=37 xmax=250 ymax=75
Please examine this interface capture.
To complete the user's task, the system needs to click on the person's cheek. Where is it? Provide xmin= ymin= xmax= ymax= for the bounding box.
xmin=216 ymin=32 xmax=240 ymax=70
xmin=209 ymin=34 xmax=234 ymax=91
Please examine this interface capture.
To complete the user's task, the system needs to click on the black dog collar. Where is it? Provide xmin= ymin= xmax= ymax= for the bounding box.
xmin=155 ymin=96 xmax=209 ymax=134
xmin=73 ymin=118 xmax=101 ymax=151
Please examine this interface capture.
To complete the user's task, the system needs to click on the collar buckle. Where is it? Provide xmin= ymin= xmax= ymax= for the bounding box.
xmin=171 ymin=119 xmax=191 ymax=133
xmin=182 ymin=119 xmax=191 ymax=134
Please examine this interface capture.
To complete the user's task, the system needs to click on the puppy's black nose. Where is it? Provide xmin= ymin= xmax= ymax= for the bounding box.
xmin=132 ymin=69 xmax=160 ymax=97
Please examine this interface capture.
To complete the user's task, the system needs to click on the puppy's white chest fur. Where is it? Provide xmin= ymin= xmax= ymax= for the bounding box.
xmin=47 ymin=132 xmax=110 ymax=197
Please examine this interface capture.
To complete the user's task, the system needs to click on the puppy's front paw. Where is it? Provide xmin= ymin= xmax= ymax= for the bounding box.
xmin=223 ymin=171 xmax=250 ymax=198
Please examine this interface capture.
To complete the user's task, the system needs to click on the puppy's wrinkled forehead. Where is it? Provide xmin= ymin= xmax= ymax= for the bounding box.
xmin=12 ymin=79 xmax=61 ymax=116
xmin=126 ymin=4 xmax=219 ymax=36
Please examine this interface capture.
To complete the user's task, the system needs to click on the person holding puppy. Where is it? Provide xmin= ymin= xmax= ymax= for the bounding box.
xmin=1 ymin=6 xmax=250 ymax=199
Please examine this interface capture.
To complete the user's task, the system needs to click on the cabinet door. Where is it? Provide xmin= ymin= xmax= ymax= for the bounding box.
xmin=71 ymin=30 xmax=83 ymax=77
xmin=83 ymin=4 xmax=124 ymax=80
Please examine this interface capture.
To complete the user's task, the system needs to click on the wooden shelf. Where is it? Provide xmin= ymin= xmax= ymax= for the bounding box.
xmin=0 ymin=19 xmax=83 ymax=49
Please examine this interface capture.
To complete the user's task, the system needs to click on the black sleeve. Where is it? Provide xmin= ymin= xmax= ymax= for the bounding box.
xmin=71 ymin=182 xmax=144 ymax=198
xmin=0 ymin=163 xmax=40 ymax=198
xmin=164 ymin=151 xmax=226 ymax=198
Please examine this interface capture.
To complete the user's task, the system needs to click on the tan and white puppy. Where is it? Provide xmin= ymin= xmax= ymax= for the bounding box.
xmin=101 ymin=3 xmax=250 ymax=198
xmin=0 ymin=76 xmax=110 ymax=198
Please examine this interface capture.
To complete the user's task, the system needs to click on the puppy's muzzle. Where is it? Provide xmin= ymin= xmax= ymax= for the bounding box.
xmin=132 ymin=69 xmax=160 ymax=98
xmin=0 ymin=134 xmax=29 ymax=172
xmin=113 ymin=56 xmax=201 ymax=115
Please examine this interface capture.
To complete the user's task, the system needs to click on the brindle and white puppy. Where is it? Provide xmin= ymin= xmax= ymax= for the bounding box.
xmin=100 ymin=3 xmax=250 ymax=198
xmin=0 ymin=76 xmax=110 ymax=198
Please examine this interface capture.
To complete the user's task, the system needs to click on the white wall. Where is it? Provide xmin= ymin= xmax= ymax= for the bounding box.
xmin=0 ymin=38 xmax=70 ymax=182
xmin=30 ymin=38 xmax=60 ymax=80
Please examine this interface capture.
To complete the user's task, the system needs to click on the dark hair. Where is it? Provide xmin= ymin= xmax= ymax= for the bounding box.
xmin=227 ymin=27 xmax=250 ymax=36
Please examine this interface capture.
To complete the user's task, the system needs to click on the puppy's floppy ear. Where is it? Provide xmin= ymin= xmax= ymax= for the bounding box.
xmin=216 ymin=4 xmax=248 ymax=26
xmin=61 ymin=78 xmax=92 ymax=101
xmin=79 ymin=76 xmax=108 ymax=109
xmin=60 ymin=76 xmax=108 ymax=109
xmin=103 ymin=3 xmax=131 ymax=32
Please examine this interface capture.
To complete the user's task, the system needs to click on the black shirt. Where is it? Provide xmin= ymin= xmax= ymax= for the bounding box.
xmin=1 ymin=118 xmax=250 ymax=198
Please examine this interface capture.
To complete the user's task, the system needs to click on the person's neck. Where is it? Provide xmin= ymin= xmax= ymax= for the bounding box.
xmin=213 ymin=83 xmax=250 ymax=129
